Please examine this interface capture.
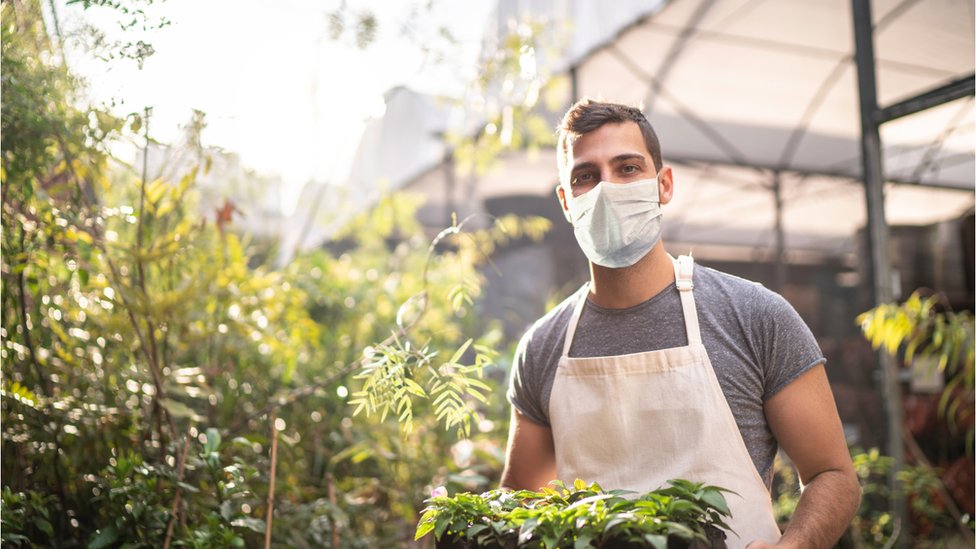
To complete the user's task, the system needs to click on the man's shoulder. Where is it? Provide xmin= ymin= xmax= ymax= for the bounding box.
xmin=695 ymin=264 xmax=796 ymax=315
xmin=697 ymin=264 xmax=773 ymax=298
xmin=533 ymin=284 xmax=587 ymax=332
xmin=517 ymin=284 xmax=587 ymax=351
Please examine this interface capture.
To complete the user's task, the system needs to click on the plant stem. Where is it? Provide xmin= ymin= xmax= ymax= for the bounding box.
xmin=15 ymin=226 xmax=52 ymax=398
xmin=163 ymin=427 xmax=193 ymax=549
xmin=327 ymin=472 xmax=339 ymax=549
xmin=13 ymin=224 xmax=69 ymax=536
xmin=133 ymin=106 xmax=173 ymax=448
xmin=902 ymin=426 xmax=974 ymax=543
xmin=136 ymin=106 xmax=150 ymax=291
xmin=264 ymin=411 xmax=279 ymax=549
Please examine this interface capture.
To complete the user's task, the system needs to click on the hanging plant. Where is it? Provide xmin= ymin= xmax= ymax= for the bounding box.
xmin=415 ymin=479 xmax=732 ymax=549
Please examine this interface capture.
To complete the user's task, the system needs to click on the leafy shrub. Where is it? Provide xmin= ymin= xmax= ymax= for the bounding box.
xmin=415 ymin=479 xmax=731 ymax=548
xmin=849 ymin=448 xmax=974 ymax=545
xmin=2 ymin=3 xmax=554 ymax=546
xmin=771 ymin=448 xmax=975 ymax=546
xmin=1 ymin=487 xmax=56 ymax=546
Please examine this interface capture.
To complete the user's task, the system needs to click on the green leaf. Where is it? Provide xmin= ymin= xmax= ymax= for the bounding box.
xmin=350 ymin=398 xmax=368 ymax=417
xmin=666 ymin=499 xmax=703 ymax=515
xmin=87 ymin=526 xmax=120 ymax=549
xmin=158 ymin=398 xmax=202 ymax=421
xmin=518 ymin=516 xmax=539 ymax=544
xmin=644 ymin=533 xmax=668 ymax=549
xmin=574 ymin=532 xmax=594 ymax=549
xmin=230 ymin=517 xmax=266 ymax=533
xmin=205 ymin=428 xmax=221 ymax=454
xmin=465 ymin=377 xmax=492 ymax=392
xmin=220 ymin=500 xmax=234 ymax=521
xmin=659 ymin=521 xmax=697 ymax=538
xmin=403 ymin=378 xmax=427 ymax=398
xmin=449 ymin=339 xmax=474 ymax=365
xmin=415 ymin=518 xmax=436 ymax=540
xmin=434 ymin=515 xmax=451 ymax=539
xmin=700 ymin=488 xmax=730 ymax=515
xmin=36 ymin=517 xmax=53 ymax=537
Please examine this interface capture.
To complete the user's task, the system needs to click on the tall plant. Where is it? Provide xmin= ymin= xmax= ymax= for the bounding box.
xmin=858 ymin=291 xmax=975 ymax=444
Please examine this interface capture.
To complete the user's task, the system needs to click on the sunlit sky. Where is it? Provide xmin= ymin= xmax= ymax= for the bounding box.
xmin=53 ymin=0 xmax=495 ymax=214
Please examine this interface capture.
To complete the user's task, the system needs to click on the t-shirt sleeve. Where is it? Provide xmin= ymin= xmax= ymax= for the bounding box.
xmin=506 ymin=325 xmax=551 ymax=427
xmin=759 ymin=291 xmax=826 ymax=400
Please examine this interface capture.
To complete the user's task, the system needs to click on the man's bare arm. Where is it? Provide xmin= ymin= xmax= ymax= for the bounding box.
xmin=749 ymin=364 xmax=861 ymax=548
xmin=500 ymin=408 xmax=557 ymax=491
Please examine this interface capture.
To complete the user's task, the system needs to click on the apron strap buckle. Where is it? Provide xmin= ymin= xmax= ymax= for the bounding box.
xmin=675 ymin=255 xmax=695 ymax=292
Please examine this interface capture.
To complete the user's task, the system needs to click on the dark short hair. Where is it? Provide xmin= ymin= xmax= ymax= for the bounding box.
xmin=556 ymin=99 xmax=663 ymax=182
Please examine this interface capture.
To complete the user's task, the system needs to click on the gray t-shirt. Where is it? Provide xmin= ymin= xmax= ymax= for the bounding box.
xmin=506 ymin=264 xmax=825 ymax=487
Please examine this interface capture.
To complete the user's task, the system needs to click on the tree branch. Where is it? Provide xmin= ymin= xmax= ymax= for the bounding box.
xmin=14 ymin=225 xmax=53 ymax=398
xmin=902 ymin=425 xmax=974 ymax=543
xmin=163 ymin=427 xmax=193 ymax=549
xmin=264 ymin=412 xmax=279 ymax=549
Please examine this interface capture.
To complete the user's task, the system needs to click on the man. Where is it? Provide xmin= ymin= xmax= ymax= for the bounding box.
xmin=501 ymin=99 xmax=860 ymax=548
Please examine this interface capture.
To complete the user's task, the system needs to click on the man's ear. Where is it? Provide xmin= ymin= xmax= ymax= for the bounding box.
xmin=657 ymin=166 xmax=674 ymax=205
xmin=555 ymin=184 xmax=572 ymax=223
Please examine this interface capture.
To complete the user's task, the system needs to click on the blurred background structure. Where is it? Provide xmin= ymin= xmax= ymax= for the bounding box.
xmin=335 ymin=0 xmax=976 ymax=527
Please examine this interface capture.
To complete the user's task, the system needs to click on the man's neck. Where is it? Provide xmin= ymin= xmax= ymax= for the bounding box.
xmin=586 ymin=244 xmax=675 ymax=309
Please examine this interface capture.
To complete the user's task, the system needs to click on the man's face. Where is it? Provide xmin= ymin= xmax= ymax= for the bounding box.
xmin=557 ymin=121 xmax=673 ymax=215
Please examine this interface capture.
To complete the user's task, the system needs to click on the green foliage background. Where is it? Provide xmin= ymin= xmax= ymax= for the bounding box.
xmin=0 ymin=2 xmax=549 ymax=546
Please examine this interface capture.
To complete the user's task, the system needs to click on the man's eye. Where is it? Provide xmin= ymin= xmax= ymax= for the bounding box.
xmin=621 ymin=165 xmax=638 ymax=174
xmin=573 ymin=173 xmax=595 ymax=185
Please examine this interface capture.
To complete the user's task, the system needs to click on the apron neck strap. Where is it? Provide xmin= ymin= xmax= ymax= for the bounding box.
xmin=562 ymin=283 xmax=589 ymax=357
xmin=672 ymin=255 xmax=703 ymax=346
xmin=561 ymin=256 xmax=704 ymax=357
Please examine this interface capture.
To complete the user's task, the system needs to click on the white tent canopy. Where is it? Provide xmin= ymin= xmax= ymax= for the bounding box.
xmin=349 ymin=0 xmax=973 ymax=260
xmin=557 ymin=0 xmax=974 ymax=255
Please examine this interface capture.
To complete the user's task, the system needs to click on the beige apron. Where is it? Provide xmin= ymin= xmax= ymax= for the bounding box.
xmin=548 ymin=255 xmax=781 ymax=548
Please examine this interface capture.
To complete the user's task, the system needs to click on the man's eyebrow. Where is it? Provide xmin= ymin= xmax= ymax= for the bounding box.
xmin=569 ymin=161 xmax=597 ymax=176
xmin=609 ymin=153 xmax=647 ymax=164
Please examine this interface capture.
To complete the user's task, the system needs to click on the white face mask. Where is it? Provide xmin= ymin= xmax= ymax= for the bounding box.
xmin=566 ymin=177 xmax=663 ymax=268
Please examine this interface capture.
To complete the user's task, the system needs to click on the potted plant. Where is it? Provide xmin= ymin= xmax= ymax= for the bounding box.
xmin=415 ymin=479 xmax=731 ymax=548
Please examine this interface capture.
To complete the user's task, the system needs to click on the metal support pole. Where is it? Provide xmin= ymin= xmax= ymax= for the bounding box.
xmin=444 ymin=149 xmax=456 ymax=227
xmin=772 ymin=172 xmax=787 ymax=292
xmin=569 ymin=65 xmax=579 ymax=104
xmin=852 ymin=0 xmax=906 ymax=543
xmin=877 ymin=72 xmax=975 ymax=124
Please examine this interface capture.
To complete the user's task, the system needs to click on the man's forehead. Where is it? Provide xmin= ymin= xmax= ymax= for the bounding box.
xmin=567 ymin=122 xmax=647 ymax=158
